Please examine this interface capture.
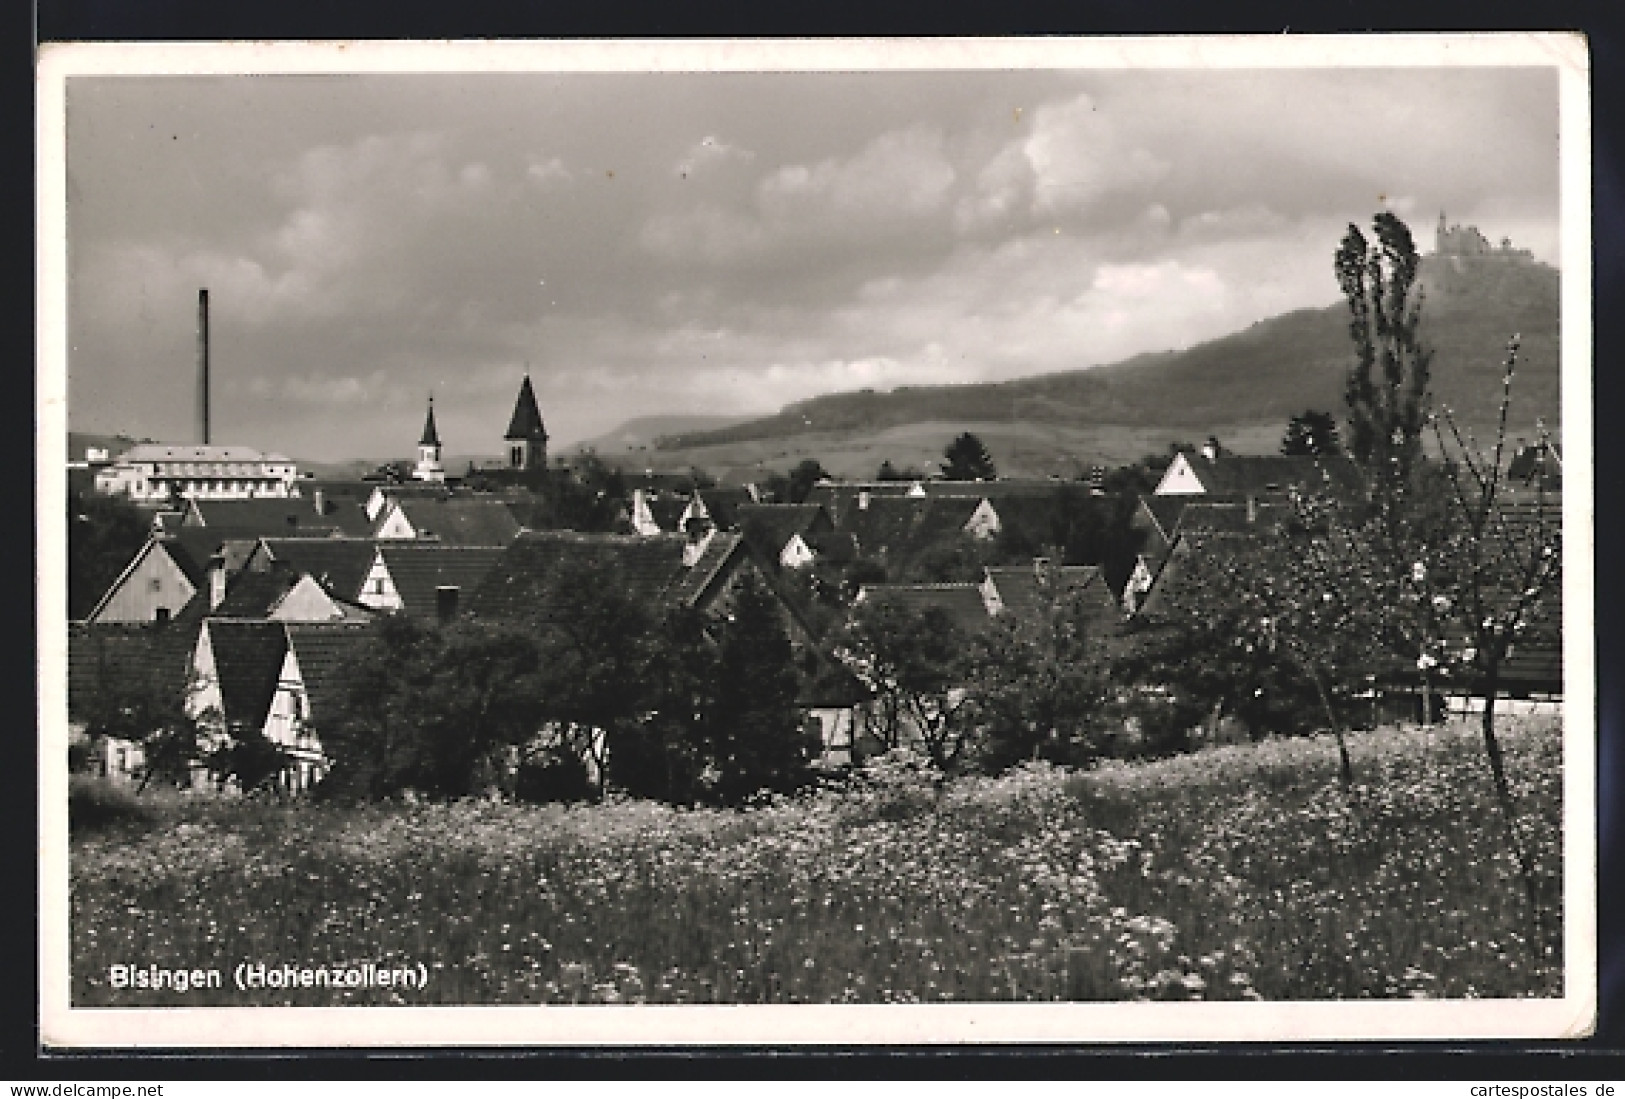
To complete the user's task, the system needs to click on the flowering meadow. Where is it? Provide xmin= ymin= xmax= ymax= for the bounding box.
xmin=71 ymin=715 xmax=1562 ymax=1006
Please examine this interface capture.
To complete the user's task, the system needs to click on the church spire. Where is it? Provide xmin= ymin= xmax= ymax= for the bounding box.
xmin=413 ymin=394 xmax=445 ymax=482
xmin=504 ymin=372 xmax=548 ymax=471
xmin=419 ymin=394 xmax=441 ymax=447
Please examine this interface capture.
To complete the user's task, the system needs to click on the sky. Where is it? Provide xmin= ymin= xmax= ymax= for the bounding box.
xmin=62 ymin=63 xmax=1560 ymax=463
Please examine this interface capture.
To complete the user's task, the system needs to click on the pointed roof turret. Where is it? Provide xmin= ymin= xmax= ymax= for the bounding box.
xmin=419 ymin=395 xmax=441 ymax=447
xmin=504 ymin=374 xmax=548 ymax=442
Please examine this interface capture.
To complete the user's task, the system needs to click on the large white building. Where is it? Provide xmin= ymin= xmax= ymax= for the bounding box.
xmin=94 ymin=444 xmax=299 ymax=502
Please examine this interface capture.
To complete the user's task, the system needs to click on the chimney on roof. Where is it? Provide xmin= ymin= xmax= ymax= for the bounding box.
xmin=313 ymin=488 xmax=326 ymax=515
xmin=1199 ymin=439 xmax=1218 ymax=463
xmin=858 ymin=490 xmax=872 ymax=511
xmin=208 ymin=552 xmax=227 ymax=610
xmin=1246 ymin=494 xmax=1257 ymax=524
xmin=435 ymin=585 xmax=460 ymax=623
xmin=197 ymin=288 xmax=210 ymax=446
xmin=1033 ymin=555 xmax=1053 ymax=588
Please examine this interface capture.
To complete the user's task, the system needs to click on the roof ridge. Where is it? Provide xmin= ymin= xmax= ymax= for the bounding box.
xmin=865 ymin=581 xmax=981 ymax=590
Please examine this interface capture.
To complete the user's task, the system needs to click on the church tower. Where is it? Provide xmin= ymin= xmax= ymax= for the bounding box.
xmin=504 ymin=373 xmax=549 ymax=472
xmin=413 ymin=395 xmax=446 ymax=482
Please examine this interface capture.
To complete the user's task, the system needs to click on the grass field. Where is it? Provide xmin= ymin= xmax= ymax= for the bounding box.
xmin=70 ymin=716 xmax=1562 ymax=1006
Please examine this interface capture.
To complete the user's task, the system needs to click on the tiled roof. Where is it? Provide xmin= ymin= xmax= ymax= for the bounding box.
xmin=910 ymin=497 xmax=986 ymax=546
xmin=984 ymin=563 xmax=1098 ymax=618
xmin=120 ymin=444 xmax=285 ymax=463
xmin=665 ymin=532 xmax=748 ymax=608
xmin=387 ymin=498 xmax=523 ymax=546
xmin=471 ymin=530 xmax=739 ymax=624
xmin=284 ymin=623 xmax=379 ymax=727
xmin=804 ymin=529 xmax=859 ymax=563
xmin=838 ymin=496 xmax=991 ymax=561
xmin=737 ymin=503 xmax=831 ymax=558
xmin=293 ymin=478 xmax=374 ymax=500
xmin=648 ymin=495 xmax=689 ymax=533
xmin=375 ymin=544 xmax=507 ymax=618
xmin=1135 ymin=496 xmax=1188 ymax=543
xmin=152 ymin=536 xmax=208 ymax=589
xmin=985 ymin=563 xmax=1126 ymax=651
xmin=67 ymin=621 xmax=201 ymax=722
xmin=1186 ymin=453 xmax=1365 ymax=496
xmin=1175 ymin=495 xmax=1290 ymax=534
xmin=187 ymin=498 xmax=347 ymax=536
xmin=213 ymin=569 xmax=301 ymax=618
xmin=856 ymin=583 xmax=992 ymax=636
xmin=165 ymin=527 xmax=265 ymax=578
xmin=1131 ymin=533 xmax=1247 ymax=619
xmin=693 ymin=487 xmax=755 ymax=529
xmin=375 ymin=483 xmax=457 ymax=503
xmin=921 ymin=479 xmax=1069 ymax=499
xmin=840 ymin=496 xmax=928 ymax=558
xmin=255 ymin=538 xmax=380 ymax=601
xmin=204 ymin=620 xmax=287 ymax=733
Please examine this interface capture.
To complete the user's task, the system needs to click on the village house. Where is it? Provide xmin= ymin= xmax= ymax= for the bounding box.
xmin=67 ymin=620 xmax=200 ymax=782
xmin=240 ymin=536 xmax=380 ymax=606
xmin=372 ymin=496 xmax=523 ymax=546
xmin=736 ymin=503 xmax=837 ymax=570
xmin=185 ymin=618 xmax=378 ymax=793
xmin=180 ymin=494 xmax=371 ymax=538
xmin=1152 ymin=444 xmax=1363 ymax=499
xmin=357 ymin=543 xmax=508 ymax=620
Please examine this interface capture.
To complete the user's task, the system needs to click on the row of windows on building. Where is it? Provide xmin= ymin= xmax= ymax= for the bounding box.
xmin=149 ymin=479 xmax=289 ymax=496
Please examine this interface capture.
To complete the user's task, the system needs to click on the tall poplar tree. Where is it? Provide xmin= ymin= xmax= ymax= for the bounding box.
xmin=1334 ymin=212 xmax=1433 ymax=493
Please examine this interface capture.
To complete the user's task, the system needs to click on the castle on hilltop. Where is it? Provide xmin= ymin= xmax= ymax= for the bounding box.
xmin=1435 ymin=211 xmax=1533 ymax=261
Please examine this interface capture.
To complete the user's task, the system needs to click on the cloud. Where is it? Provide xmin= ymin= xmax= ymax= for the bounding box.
xmin=641 ymin=125 xmax=957 ymax=267
xmin=526 ymin=155 xmax=571 ymax=185
xmin=65 ymin=68 xmax=1559 ymax=461
xmin=674 ymin=135 xmax=754 ymax=178
xmin=1021 ymin=92 xmax=1170 ymax=216
xmin=279 ymin=369 xmax=390 ymax=405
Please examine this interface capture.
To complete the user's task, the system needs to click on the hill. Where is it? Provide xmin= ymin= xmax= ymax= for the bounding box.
xmin=575 ymin=414 xmax=752 ymax=453
xmin=655 ymin=252 xmax=1559 ymax=473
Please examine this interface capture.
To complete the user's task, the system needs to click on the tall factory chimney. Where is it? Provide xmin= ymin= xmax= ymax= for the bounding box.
xmin=197 ymin=287 xmax=210 ymax=445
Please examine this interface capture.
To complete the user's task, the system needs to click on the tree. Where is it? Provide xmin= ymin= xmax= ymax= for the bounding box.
xmin=527 ymin=557 xmax=664 ymax=788
xmin=786 ymin=459 xmax=830 ymax=504
xmin=839 ymin=599 xmax=979 ymax=770
xmin=1281 ymin=410 xmax=1343 ymax=457
xmin=940 ymin=432 xmax=997 ymax=481
xmin=81 ymin=669 xmax=207 ymax=791
xmin=421 ymin=621 xmax=551 ymax=796
xmin=549 ymin=451 xmax=629 ymax=533
xmin=68 ymin=489 xmax=152 ymax=619
xmin=1119 ymin=483 xmax=1411 ymax=785
xmin=318 ymin=616 xmax=556 ymax=800
xmin=1424 ymin=335 xmax=1562 ymax=939
xmin=1335 ymin=212 xmax=1433 ymax=492
xmin=967 ymin=584 xmax=1115 ymax=772
xmin=876 ymin=460 xmax=924 ymax=482
xmin=702 ymin=573 xmax=818 ymax=803
xmin=602 ymin=606 xmax=708 ymax=801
